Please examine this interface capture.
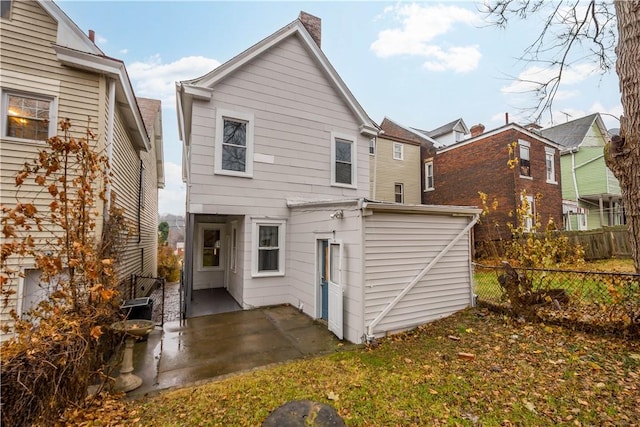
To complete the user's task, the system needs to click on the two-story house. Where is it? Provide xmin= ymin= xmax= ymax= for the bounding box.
xmin=0 ymin=0 xmax=164 ymax=338
xmin=177 ymin=12 xmax=480 ymax=343
xmin=541 ymin=113 xmax=623 ymax=230
xmin=421 ymin=122 xmax=562 ymax=248
xmin=370 ymin=117 xmax=434 ymax=204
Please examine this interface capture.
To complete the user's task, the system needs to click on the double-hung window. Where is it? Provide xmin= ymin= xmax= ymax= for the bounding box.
xmin=394 ymin=183 xmax=404 ymax=203
xmin=545 ymin=147 xmax=556 ymax=183
xmin=3 ymin=92 xmax=53 ymax=141
xmin=424 ymin=160 xmax=434 ymax=191
xmin=519 ymin=140 xmax=531 ymax=177
xmin=252 ymin=219 xmax=285 ymax=277
xmin=369 ymin=138 xmax=376 ymax=155
xmin=331 ymin=132 xmax=357 ymax=187
xmin=215 ymin=109 xmax=254 ymax=177
xmin=393 ymin=142 xmax=403 ymax=160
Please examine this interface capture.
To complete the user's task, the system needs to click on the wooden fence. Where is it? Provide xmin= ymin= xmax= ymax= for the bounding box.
xmin=561 ymin=226 xmax=631 ymax=260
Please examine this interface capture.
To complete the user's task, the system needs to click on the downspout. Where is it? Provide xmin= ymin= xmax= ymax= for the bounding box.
xmin=365 ymin=213 xmax=480 ymax=341
xmin=105 ymin=78 xmax=116 ymax=219
xmin=372 ymin=137 xmax=378 ymax=199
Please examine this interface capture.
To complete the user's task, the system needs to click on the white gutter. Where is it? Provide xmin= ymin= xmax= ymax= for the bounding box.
xmin=105 ymin=78 xmax=116 ymax=217
xmin=366 ymin=213 xmax=480 ymax=341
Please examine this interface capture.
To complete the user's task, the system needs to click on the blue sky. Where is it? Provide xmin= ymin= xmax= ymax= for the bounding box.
xmin=58 ymin=1 xmax=622 ymax=216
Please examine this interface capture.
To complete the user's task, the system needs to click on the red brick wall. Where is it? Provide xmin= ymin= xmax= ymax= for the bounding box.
xmin=423 ymin=127 xmax=562 ymax=243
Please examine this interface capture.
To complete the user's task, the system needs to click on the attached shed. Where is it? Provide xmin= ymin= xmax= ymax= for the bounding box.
xmin=287 ymin=199 xmax=480 ymax=344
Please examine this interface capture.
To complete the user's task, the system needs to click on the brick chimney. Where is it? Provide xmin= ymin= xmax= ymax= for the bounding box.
xmin=470 ymin=123 xmax=485 ymax=137
xmin=88 ymin=29 xmax=95 ymax=43
xmin=299 ymin=11 xmax=321 ymax=48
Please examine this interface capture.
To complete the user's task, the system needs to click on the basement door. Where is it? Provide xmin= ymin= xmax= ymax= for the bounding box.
xmin=327 ymin=240 xmax=344 ymax=340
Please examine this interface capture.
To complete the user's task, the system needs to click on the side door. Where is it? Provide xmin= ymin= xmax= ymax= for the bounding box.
xmin=327 ymin=240 xmax=344 ymax=339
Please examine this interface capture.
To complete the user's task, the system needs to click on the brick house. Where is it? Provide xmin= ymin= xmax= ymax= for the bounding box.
xmin=422 ymin=123 xmax=563 ymax=245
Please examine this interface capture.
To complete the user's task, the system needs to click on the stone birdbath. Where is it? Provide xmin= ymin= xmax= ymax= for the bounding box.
xmin=111 ymin=319 xmax=155 ymax=392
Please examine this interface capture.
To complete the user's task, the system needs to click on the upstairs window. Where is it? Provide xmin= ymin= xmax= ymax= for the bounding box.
xmin=545 ymin=147 xmax=556 ymax=183
xmin=4 ymin=93 xmax=52 ymax=141
xmin=369 ymin=138 xmax=376 ymax=155
xmin=331 ymin=132 xmax=357 ymax=188
xmin=519 ymin=140 xmax=531 ymax=177
xmin=424 ymin=160 xmax=434 ymax=191
xmin=215 ymin=109 xmax=254 ymax=177
xmin=393 ymin=142 xmax=404 ymax=160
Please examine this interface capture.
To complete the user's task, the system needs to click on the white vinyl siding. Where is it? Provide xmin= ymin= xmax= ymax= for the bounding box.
xmin=186 ymin=35 xmax=369 ymax=220
xmin=364 ymin=213 xmax=474 ymax=336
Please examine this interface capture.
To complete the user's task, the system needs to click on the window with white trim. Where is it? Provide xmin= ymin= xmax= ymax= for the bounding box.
xmin=393 ymin=142 xmax=404 ymax=160
xmin=545 ymin=147 xmax=556 ymax=183
xmin=522 ymin=195 xmax=535 ymax=232
xmin=394 ymin=183 xmax=404 ymax=203
xmin=198 ymin=224 xmax=223 ymax=271
xmin=331 ymin=132 xmax=357 ymax=187
xmin=369 ymin=138 xmax=376 ymax=155
xmin=252 ymin=219 xmax=285 ymax=276
xmin=3 ymin=92 xmax=54 ymax=141
xmin=215 ymin=109 xmax=254 ymax=177
xmin=424 ymin=160 xmax=434 ymax=191
xmin=519 ymin=140 xmax=531 ymax=177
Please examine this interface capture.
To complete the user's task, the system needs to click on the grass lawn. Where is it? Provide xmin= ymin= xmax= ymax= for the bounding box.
xmin=73 ymin=308 xmax=640 ymax=426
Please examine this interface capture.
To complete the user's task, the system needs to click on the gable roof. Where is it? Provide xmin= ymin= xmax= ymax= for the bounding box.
xmin=33 ymin=1 xmax=150 ymax=152
xmin=438 ymin=122 xmax=561 ymax=154
xmin=380 ymin=117 xmax=439 ymax=147
xmin=177 ymin=14 xmax=378 ymax=145
xmin=540 ymin=113 xmax=607 ymax=149
xmin=418 ymin=118 xmax=469 ymax=139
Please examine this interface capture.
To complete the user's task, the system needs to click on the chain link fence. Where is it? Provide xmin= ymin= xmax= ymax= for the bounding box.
xmin=473 ymin=262 xmax=640 ymax=334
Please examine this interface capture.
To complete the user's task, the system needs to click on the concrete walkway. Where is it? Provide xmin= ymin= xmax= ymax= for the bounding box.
xmin=125 ymin=304 xmax=351 ymax=398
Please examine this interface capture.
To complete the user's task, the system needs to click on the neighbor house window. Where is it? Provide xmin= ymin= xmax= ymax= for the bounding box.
xmin=394 ymin=183 xmax=404 ymax=203
xmin=424 ymin=160 xmax=434 ymax=191
xmin=198 ymin=224 xmax=223 ymax=270
xmin=215 ymin=109 xmax=254 ymax=177
xmin=4 ymin=92 xmax=53 ymax=141
xmin=519 ymin=140 xmax=531 ymax=177
xmin=252 ymin=220 xmax=285 ymax=276
xmin=331 ymin=132 xmax=357 ymax=187
xmin=393 ymin=142 xmax=403 ymax=160
xmin=522 ymin=195 xmax=534 ymax=232
xmin=545 ymin=147 xmax=556 ymax=183
xmin=369 ymin=138 xmax=376 ymax=155
xmin=1 ymin=0 xmax=12 ymax=19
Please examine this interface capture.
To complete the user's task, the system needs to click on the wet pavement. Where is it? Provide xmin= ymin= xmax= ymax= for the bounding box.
xmin=121 ymin=301 xmax=352 ymax=398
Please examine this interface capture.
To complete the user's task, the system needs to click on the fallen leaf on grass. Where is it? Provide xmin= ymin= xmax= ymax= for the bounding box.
xmin=327 ymin=391 xmax=339 ymax=401
xmin=457 ymin=352 xmax=475 ymax=361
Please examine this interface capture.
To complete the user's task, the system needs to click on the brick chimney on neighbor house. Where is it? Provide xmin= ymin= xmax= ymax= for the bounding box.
xmin=299 ymin=11 xmax=321 ymax=48
xmin=470 ymin=123 xmax=485 ymax=137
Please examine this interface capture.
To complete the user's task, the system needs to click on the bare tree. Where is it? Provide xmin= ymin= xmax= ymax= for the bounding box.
xmin=483 ymin=0 xmax=640 ymax=273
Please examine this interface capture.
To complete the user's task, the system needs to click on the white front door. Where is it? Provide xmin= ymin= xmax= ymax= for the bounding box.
xmin=327 ymin=241 xmax=343 ymax=340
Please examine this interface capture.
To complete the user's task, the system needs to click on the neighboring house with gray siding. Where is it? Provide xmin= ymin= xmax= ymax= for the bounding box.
xmin=541 ymin=113 xmax=622 ymax=230
xmin=177 ymin=12 xmax=480 ymax=343
xmin=0 ymin=0 xmax=163 ymax=339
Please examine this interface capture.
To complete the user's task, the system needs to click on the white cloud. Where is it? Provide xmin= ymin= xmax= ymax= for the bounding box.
xmin=127 ymin=55 xmax=221 ymax=108
xmin=119 ymin=48 xmax=129 ymax=55
xmin=371 ymin=3 xmax=482 ymax=73
xmin=95 ymin=34 xmax=108 ymax=45
xmin=158 ymin=162 xmax=186 ymax=215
